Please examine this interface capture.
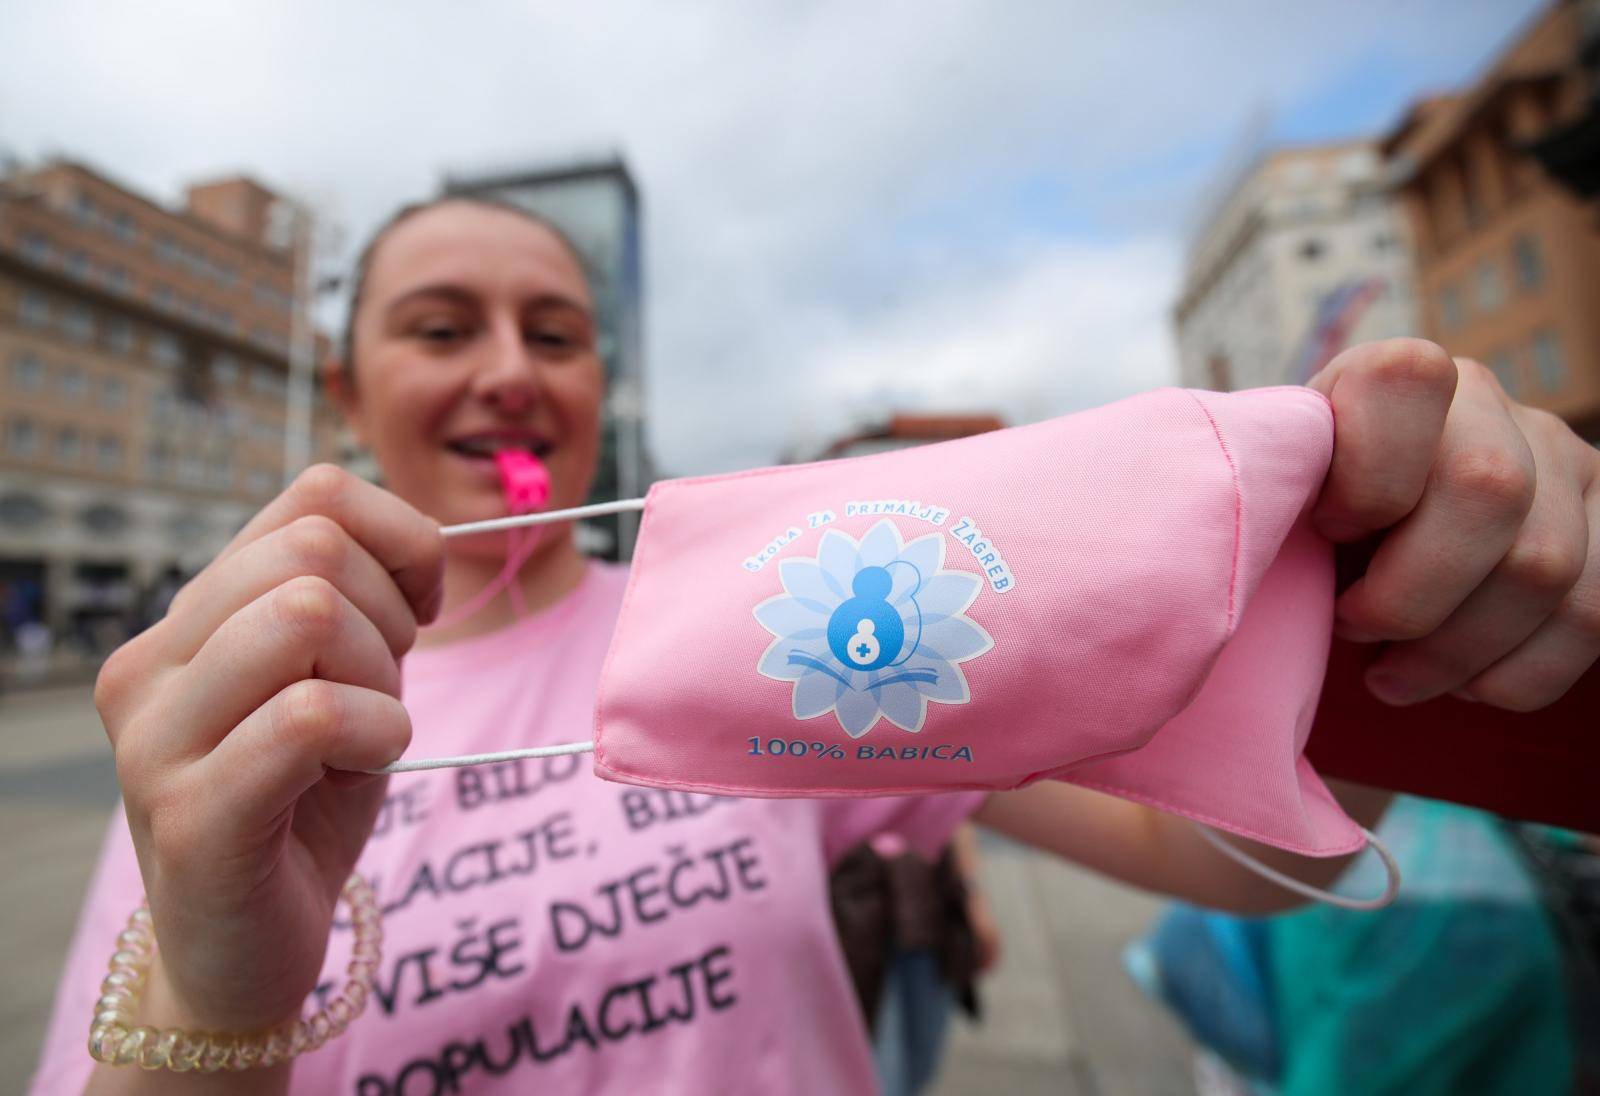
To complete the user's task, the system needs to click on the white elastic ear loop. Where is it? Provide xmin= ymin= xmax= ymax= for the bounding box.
xmin=361 ymin=499 xmax=645 ymax=775
xmin=439 ymin=497 xmax=646 ymax=539
xmin=1193 ymin=823 xmax=1401 ymax=911
xmin=370 ymin=740 xmax=596 ymax=775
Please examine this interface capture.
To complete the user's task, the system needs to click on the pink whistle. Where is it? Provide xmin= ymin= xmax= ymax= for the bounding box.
xmin=495 ymin=449 xmax=551 ymax=515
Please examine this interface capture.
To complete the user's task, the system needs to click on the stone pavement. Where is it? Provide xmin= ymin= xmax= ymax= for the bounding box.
xmin=0 ymin=684 xmax=1198 ymax=1092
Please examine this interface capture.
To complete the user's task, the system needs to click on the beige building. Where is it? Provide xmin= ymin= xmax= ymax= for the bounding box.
xmin=1383 ymin=0 xmax=1600 ymax=437
xmin=0 ymin=159 xmax=339 ymax=679
xmin=1174 ymin=141 xmax=1421 ymax=393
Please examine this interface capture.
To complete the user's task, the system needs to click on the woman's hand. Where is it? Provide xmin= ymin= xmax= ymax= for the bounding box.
xmin=1309 ymin=339 xmax=1600 ymax=711
xmin=92 ymin=465 xmax=443 ymax=1036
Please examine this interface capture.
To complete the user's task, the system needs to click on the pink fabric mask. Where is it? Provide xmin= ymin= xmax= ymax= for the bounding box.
xmin=591 ymin=386 xmax=1361 ymax=858
xmin=385 ymin=386 xmax=1400 ymax=907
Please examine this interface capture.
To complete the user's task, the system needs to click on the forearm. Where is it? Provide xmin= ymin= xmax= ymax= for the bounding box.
xmin=974 ymin=778 xmax=1392 ymax=914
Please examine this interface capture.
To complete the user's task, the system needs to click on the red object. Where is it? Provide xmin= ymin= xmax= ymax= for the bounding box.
xmin=1307 ymin=638 xmax=1598 ymax=832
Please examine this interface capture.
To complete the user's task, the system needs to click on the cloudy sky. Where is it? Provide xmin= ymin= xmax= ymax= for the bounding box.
xmin=1 ymin=0 xmax=1542 ymax=475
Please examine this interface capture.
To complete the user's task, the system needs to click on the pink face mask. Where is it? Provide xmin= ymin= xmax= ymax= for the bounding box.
xmin=385 ymin=386 xmax=1400 ymax=908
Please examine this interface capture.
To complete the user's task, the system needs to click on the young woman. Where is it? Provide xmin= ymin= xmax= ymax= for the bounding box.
xmin=35 ymin=198 xmax=1600 ymax=1094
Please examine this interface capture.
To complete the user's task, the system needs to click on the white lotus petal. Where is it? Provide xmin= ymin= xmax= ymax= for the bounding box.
xmin=817 ymin=529 xmax=861 ymax=589
xmin=835 ymin=687 xmax=882 ymax=737
xmin=793 ymin=670 xmax=841 ymax=720
xmin=858 ymin=519 xmax=903 ymax=568
xmin=920 ymin=616 xmax=994 ymax=663
xmin=877 ymin=682 xmax=927 ymax=732
xmin=895 ymin=533 xmax=945 ymax=592
xmin=753 ymin=594 xmax=830 ymax=638
xmin=780 ymin=557 xmax=846 ymax=606
xmin=757 ymin=637 xmax=808 ymax=681
xmin=916 ymin=572 xmax=983 ymax=619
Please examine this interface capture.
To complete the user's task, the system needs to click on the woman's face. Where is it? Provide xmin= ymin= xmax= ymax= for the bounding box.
xmin=335 ymin=202 xmax=604 ymax=539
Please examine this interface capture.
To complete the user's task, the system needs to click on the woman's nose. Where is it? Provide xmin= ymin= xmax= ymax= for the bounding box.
xmin=471 ymin=321 xmax=541 ymax=414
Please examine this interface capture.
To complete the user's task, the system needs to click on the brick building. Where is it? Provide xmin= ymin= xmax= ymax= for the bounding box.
xmin=1383 ymin=0 xmax=1600 ymax=436
xmin=0 ymin=159 xmax=340 ymax=679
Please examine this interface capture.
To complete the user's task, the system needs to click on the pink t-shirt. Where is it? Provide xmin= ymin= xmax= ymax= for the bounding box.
xmin=33 ymin=562 xmax=985 ymax=1094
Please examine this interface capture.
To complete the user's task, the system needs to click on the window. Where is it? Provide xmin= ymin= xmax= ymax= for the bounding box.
xmin=62 ymin=304 xmax=95 ymax=342
xmin=1439 ymin=284 xmax=1465 ymax=331
xmin=1473 ymin=260 xmax=1504 ymax=313
xmin=58 ymin=365 xmax=88 ymax=401
xmin=249 ymin=367 xmax=287 ymax=398
xmin=6 ymin=416 xmax=39 ymax=457
xmin=1512 ymin=234 xmax=1543 ymax=291
xmin=19 ymin=289 xmax=50 ymax=328
xmin=1298 ymin=238 xmax=1326 ymax=262
xmin=67 ymin=250 xmax=90 ymax=278
xmin=179 ymin=452 xmax=205 ymax=486
xmin=107 ymin=266 xmax=132 ymax=292
xmin=112 ymin=212 xmax=136 ymax=243
xmin=1486 ymin=350 xmax=1520 ymax=397
xmin=150 ymin=390 xmax=176 ymax=422
xmin=105 ymin=320 xmax=136 ymax=354
xmin=146 ymin=441 xmax=171 ymax=480
xmin=150 ymin=333 xmax=182 ymax=368
xmin=75 ymin=191 xmax=97 ymax=226
xmin=55 ymin=426 xmax=81 ymax=463
xmin=21 ymin=231 xmax=54 ymax=264
xmin=96 ymin=434 xmax=125 ymax=472
xmin=100 ymin=376 xmax=127 ymax=410
xmin=9 ymin=353 xmax=44 ymax=391
xmin=153 ymin=284 xmax=175 ymax=309
xmin=1531 ymin=329 xmax=1567 ymax=391
xmin=249 ymin=468 xmax=275 ymax=495
xmin=211 ymin=354 xmax=240 ymax=387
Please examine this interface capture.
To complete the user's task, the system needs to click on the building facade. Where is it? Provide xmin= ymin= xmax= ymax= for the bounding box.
xmin=1383 ymin=0 xmax=1600 ymax=436
xmin=0 ymin=160 xmax=339 ymax=680
xmin=1174 ymin=141 xmax=1421 ymax=393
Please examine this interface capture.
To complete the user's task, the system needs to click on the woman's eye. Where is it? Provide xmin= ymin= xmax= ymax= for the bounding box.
xmin=529 ymin=329 xmax=576 ymax=349
xmin=418 ymin=324 xmax=464 ymax=343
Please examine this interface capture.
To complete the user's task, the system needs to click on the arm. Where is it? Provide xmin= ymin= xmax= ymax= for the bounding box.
xmin=974 ymin=779 xmax=1392 ymax=915
xmin=976 ymin=340 xmax=1598 ymax=914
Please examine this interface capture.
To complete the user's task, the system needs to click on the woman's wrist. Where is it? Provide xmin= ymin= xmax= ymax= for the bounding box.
xmin=89 ymin=875 xmax=381 ymax=1074
xmin=140 ymin=957 xmax=303 ymax=1044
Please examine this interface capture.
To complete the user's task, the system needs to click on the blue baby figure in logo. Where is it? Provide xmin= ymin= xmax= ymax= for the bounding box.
xmin=828 ymin=564 xmax=922 ymax=672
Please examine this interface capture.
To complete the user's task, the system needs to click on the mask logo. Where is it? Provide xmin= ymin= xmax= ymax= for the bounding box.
xmin=753 ymin=519 xmax=994 ymax=737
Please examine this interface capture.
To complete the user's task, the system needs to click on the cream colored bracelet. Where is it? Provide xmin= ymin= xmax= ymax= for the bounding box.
xmin=87 ymin=874 xmax=382 ymax=1072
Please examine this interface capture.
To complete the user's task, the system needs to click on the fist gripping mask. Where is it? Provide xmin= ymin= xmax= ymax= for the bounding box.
xmin=388 ymin=386 xmax=1400 ymax=906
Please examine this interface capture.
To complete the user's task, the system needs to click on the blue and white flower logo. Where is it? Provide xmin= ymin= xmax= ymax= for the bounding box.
xmin=753 ymin=519 xmax=994 ymax=737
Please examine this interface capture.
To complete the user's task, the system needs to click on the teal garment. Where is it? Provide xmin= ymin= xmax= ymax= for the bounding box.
xmin=1266 ymin=799 xmax=1572 ymax=1096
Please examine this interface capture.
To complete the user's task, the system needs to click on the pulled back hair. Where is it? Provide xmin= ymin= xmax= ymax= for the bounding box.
xmin=337 ymin=195 xmax=590 ymax=380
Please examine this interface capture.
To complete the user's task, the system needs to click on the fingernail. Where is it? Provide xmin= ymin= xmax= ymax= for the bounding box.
xmin=1365 ymin=670 xmax=1418 ymax=706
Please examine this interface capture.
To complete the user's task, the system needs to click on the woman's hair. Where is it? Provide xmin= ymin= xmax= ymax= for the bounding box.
xmin=337 ymin=195 xmax=590 ymax=379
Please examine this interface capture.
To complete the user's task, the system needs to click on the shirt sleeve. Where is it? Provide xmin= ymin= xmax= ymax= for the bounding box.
xmin=819 ymin=790 xmax=989 ymax=868
xmin=30 ymin=803 xmax=146 ymax=1095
